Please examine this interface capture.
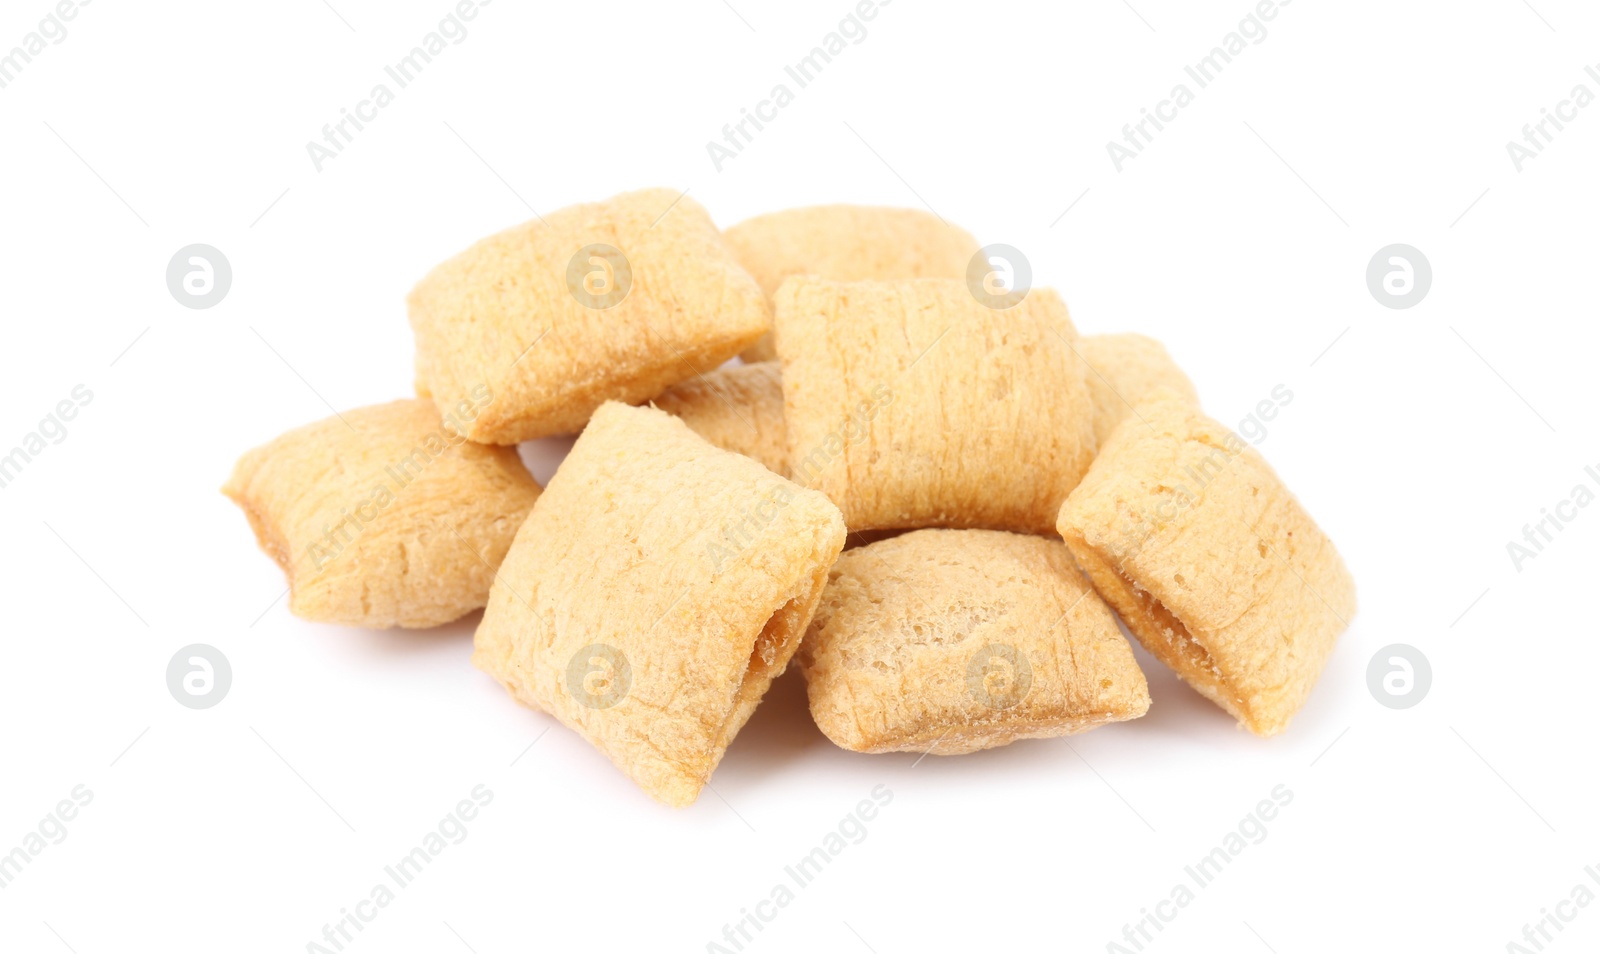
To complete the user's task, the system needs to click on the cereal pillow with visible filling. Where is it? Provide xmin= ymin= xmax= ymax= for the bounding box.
xmin=472 ymin=402 xmax=846 ymax=807
xmin=1056 ymin=392 xmax=1356 ymax=737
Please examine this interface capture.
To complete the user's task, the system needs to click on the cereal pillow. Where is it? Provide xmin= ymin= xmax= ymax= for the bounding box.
xmin=802 ymin=528 xmax=1150 ymax=754
xmin=775 ymin=277 xmax=1095 ymax=534
xmin=223 ymin=398 xmax=542 ymax=629
xmin=472 ymin=402 xmax=846 ymax=807
xmin=1057 ymin=393 xmax=1356 ymax=736
xmin=409 ymin=188 xmax=769 ymax=443
xmin=654 ymin=361 xmax=787 ymax=475
xmin=725 ymin=205 xmax=979 ymax=362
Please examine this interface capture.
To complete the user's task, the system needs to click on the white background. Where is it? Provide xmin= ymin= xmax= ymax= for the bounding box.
xmin=1 ymin=1 xmax=1596 ymax=951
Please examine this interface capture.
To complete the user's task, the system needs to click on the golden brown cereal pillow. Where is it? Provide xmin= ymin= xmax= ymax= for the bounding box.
xmin=223 ymin=398 xmax=542 ymax=629
xmin=726 ymin=205 xmax=980 ymax=362
xmin=800 ymin=529 xmax=1150 ymax=754
xmin=774 ymin=277 xmax=1095 ymax=534
xmin=1056 ymin=393 xmax=1356 ymax=737
xmin=653 ymin=361 xmax=787 ymax=475
xmin=1075 ymin=333 xmax=1200 ymax=447
xmin=472 ymin=402 xmax=846 ymax=807
xmin=408 ymin=188 xmax=769 ymax=443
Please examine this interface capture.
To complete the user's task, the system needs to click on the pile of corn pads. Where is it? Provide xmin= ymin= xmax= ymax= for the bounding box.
xmin=225 ymin=189 xmax=1355 ymax=807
